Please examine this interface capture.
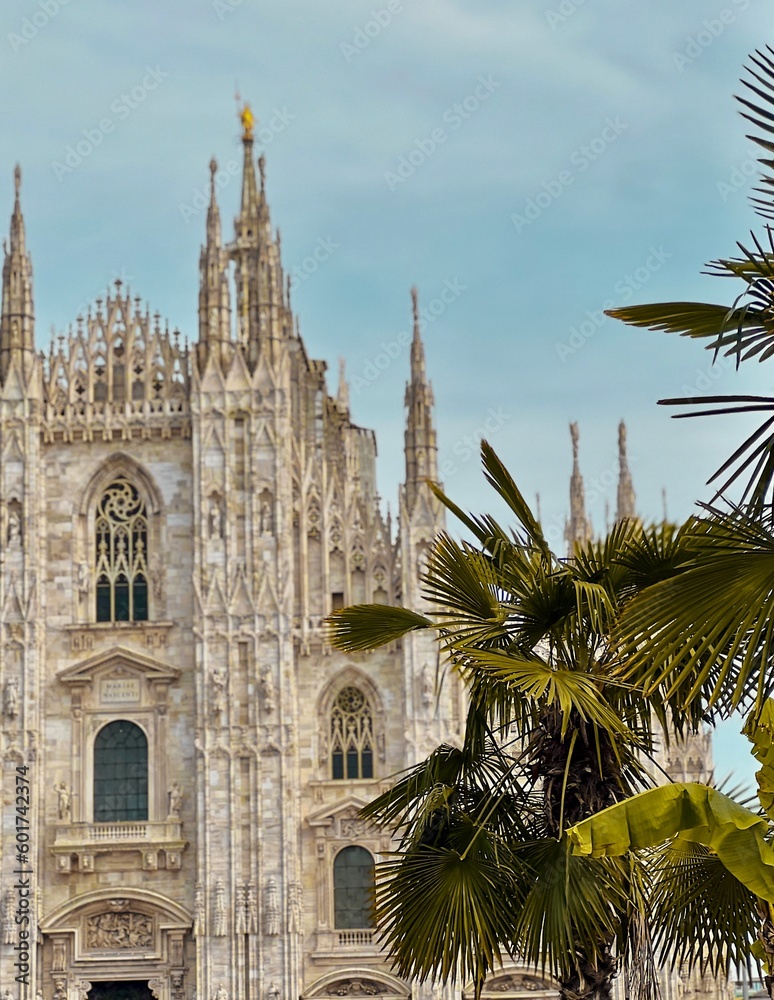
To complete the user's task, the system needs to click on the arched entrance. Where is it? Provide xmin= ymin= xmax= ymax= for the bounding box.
xmin=89 ymin=983 xmax=154 ymax=1000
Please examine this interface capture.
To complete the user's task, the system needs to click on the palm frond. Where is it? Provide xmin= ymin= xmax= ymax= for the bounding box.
xmin=650 ymin=839 xmax=759 ymax=976
xmin=326 ymin=603 xmax=432 ymax=651
xmin=737 ymin=45 xmax=774 ymax=219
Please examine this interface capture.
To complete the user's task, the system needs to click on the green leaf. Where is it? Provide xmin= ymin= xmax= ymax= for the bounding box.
xmin=326 ymin=604 xmax=432 ymax=651
xmin=567 ymin=782 xmax=774 ymax=903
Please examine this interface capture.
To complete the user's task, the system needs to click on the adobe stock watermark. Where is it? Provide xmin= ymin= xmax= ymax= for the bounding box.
xmin=352 ymin=278 xmax=466 ymax=394
xmin=213 ymin=0 xmax=245 ymax=19
xmin=440 ymin=406 xmax=512 ymax=480
xmin=384 ymin=76 xmax=501 ymax=191
xmin=545 ymin=0 xmax=589 ymax=30
xmin=673 ymin=0 xmax=750 ymax=72
xmin=340 ymin=0 xmax=404 ymax=62
xmin=716 ymin=146 xmax=761 ymax=202
xmin=287 ymin=237 xmax=340 ymax=292
xmin=511 ymin=117 xmax=628 ymax=233
xmin=52 ymin=67 xmax=169 ymax=181
xmin=555 ymin=247 xmax=672 ymax=362
xmin=8 ymin=0 xmax=72 ymax=52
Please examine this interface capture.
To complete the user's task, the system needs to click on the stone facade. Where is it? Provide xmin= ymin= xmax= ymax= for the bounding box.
xmin=0 ymin=111 xmax=730 ymax=1000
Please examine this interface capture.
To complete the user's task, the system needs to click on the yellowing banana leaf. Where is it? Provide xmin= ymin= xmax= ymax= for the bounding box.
xmin=566 ymin=783 xmax=774 ymax=902
xmin=743 ymin=698 xmax=774 ymax=820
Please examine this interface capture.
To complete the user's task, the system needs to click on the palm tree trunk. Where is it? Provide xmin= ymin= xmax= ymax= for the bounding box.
xmin=534 ymin=708 xmax=625 ymax=998
xmin=558 ymin=947 xmax=617 ymax=999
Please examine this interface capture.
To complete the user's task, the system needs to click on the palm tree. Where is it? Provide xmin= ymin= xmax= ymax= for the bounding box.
xmin=328 ymin=442 xmax=725 ymax=1000
xmin=606 ymin=46 xmax=774 ymax=513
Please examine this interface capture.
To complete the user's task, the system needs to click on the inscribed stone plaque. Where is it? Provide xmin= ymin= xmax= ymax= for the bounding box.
xmin=100 ymin=678 xmax=141 ymax=704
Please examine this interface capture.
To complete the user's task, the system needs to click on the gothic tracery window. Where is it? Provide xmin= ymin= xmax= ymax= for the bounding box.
xmin=93 ymin=720 xmax=148 ymax=822
xmin=330 ymin=686 xmax=374 ymax=780
xmin=95 ymin=479 xmax=149 ymax=622
xmin=333 ymin=846 xmax=375 ymax=929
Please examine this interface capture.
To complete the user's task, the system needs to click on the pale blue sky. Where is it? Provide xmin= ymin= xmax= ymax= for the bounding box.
xmin=1 ymin=0 xmax=770 ymax=783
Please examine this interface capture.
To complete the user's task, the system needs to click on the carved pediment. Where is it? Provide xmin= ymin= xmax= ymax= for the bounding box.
xmin=306 ymin=797 xmax=372 ymax=830
xmin=86 ymin=911 xmax=154 ymax=950
xmin=478 ymin=972 xmax=555 ymax=996
xmin=58 ymin=645 xmax=180 ymax=687
xmin=305 ymin=972 xmax=408 ymax=1000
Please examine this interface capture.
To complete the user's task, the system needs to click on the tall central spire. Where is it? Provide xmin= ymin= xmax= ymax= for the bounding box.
xmin=236 ymin=103 xmax=262 ymax=241
xmin=0 ymin=165 xmax=35 ymax=384
xmin=228 ymin=103 xmax=288 ymax=371
xmin=404 ymin=287 xmax=438 ymax=510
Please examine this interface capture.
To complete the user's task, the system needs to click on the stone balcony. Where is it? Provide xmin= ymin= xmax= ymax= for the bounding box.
xmin=52 ymin=820 xmax=186 ymax=874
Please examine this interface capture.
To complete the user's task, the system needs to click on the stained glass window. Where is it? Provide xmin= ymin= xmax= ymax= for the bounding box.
xmin=333 ymin=846 xmax=374 ymax=929
xmin=93 ymin=720 xmax=148 ymax=822
xmin=330 ymin=686 xmax=373 ymax=780
xmin=95 ymin=479 xmax=148 ymax=622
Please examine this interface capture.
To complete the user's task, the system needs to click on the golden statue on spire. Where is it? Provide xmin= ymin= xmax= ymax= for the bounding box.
xmin=240 ymin=103 xmax=255 ymax=141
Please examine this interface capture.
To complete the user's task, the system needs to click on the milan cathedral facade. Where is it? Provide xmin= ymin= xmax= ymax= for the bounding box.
xmin=0 ymin=111 xmax=730 ymax=1000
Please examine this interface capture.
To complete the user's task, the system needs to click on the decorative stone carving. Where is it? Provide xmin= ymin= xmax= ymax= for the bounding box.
xmin=211 ymin=665 xmax=227 ymax=717
xmin=7 ymin=504 xmax=21 ymax=546
xmin=193 ymin=882 xmax=205 ymax=937
xmin=246 ymin=881 xmax=258 ymax=933
xmin=260 ymin=664 xmax=275 ymax=713
xmin=259 ymin=490 xmax=274 ymax=535
xmin=208 ymin=495 xmax=224 ymax=539
xmin=168 ymin=781 xmax=183 ymax=817
xmin=267 ymin=985 xmax=280 ymax=1000
xmin=77 ymin=981 xmax=92 ymax=1000
xmin=3 ymin=678 xmax=19 ymax=718
xmin=54 ymin=781 xmax=71 ymax=820
xmin=421 ymin=664 xmax=433 ymax=709
xmin=265 ymin=876 xmax=280 ymax=935
xmin=329 ymin=981 xmax=381 ymax=997
xmin=213 ymin=877 xmax=227 ymax=936
xmin=213 ymin=986 xmax=229 ymax=1000
xmin=235 ymin=882 xmax=246 ymax=934
xmin=86 ymin=911 xmax=153 ymax=949
xmin=53 ymin=984 xmax=67 ymax=1000
xmin=287 ymin=880 xmax=302 ymax=934
xmin=487 ymin=974 xmax=552 ymax=992
xmin=149 ymin=979 xmax=165 ymax=1000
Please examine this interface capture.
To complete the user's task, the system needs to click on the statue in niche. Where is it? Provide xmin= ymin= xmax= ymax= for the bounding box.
xmin=259 ymin=495 xmax=273 ymax=535
xmin=266 ymin=985 xmax=280 ymax=1000
xmin=259 ymin=665 xmax=275 ymax=713
xmin=3 ymin=679 xmax=19 ymax=719
xmin=77 ymin=561 xmax=89 ymax=595
xmin=208 ymin=496 xmax=224 ymax=539
xmin=167 ymin=782 xmax=183 ymax=817
xmin=213 ymin=987 xmax=229 ymax=1000
xmin=6 ymin=507 xmax=21 ymax=547
xmin=54 ymin=781 xmax=71 ymax=821
xmin=211 ymin=666 xmax=227 ymax=717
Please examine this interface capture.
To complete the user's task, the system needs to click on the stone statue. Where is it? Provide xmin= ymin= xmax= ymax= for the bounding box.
xmin=168 ymin=782 xmax=183 ymax=817
xmin=7 ymin=508 xmax=21 ymax=546
xmin=211 ymin=666 xmax=227 ymax=716
xmin=213 ymin=878 xmax=227 ymax=936
xmin=54 ymin=781 xmax=71 ymax=821
xmin=193 ymin=882 xmax=205 ymax=937
xmin=213 ymin=985 xmax=229 ymax=1000
xmin=259 ymin=499 xmax=273 ymax=535
xmin=208 ymin=497 xmax=223 ymax=539
xmin=3 ymin=678 xmax=19 ymax=719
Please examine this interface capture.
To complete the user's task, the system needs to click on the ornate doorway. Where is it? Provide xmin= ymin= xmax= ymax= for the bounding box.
xmin=89 ymin=983 xmax=154 ymax=1000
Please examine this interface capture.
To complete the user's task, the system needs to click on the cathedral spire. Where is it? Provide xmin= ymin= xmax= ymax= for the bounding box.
xmin=196 ymin=158 xmax=231 ymax=370
xmin=236 ymin=104 xmax=261 ymax=240
xmin=565 ymin=422 xmax=591 ymax=551
xmin=404 ymin=287 xmax=438 ymax=511
xmin=616 ymin=420 xmax=636 ymax=522
xmin=337 ymin=356 xmax=350 ymax=412
xmin=1 ymin=165 xmax=35 ymax=384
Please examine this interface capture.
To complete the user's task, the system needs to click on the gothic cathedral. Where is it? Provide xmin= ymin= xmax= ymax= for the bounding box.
xmin=0 ymin=109 xmax=728 ymax=1000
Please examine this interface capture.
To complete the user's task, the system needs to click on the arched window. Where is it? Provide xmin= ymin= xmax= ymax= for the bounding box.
xmin=330 ymin=686 xmax=374 ymax=780
xmin=95 ymin=479 xmax=149 ymax=622
xmin=333 ymin=846 xmax=374 ymax=929
xmin=94 ymin=720 xmax=148 ymax=822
